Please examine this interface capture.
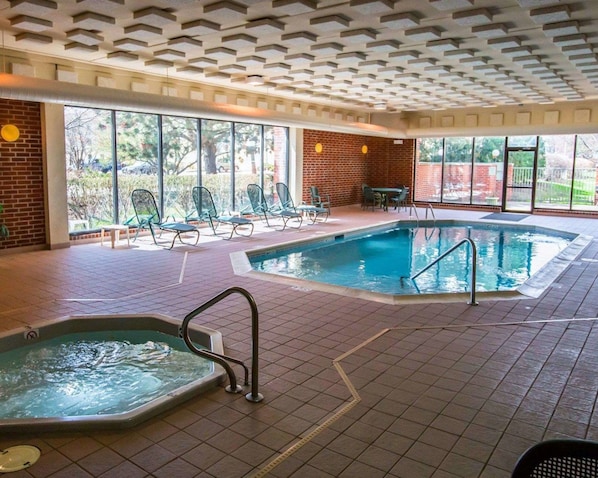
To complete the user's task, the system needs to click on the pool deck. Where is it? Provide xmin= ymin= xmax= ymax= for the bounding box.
xmin=1 ymin=205 xmax=598 ymax=477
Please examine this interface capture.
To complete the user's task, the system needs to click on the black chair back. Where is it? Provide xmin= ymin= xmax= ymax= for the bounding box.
xmin=511 ymin=439 xmax=598 ymax=477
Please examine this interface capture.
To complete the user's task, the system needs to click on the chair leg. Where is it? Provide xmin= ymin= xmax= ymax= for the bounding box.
xmin=148 ymin=224 xmax=159 ymax=246
xmin=209 ymin=218 xmax=218 ymax=235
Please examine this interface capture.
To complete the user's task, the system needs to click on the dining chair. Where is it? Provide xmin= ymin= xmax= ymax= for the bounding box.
xmin=362 ymin=186 xmax=378 ymax=211
xmin=511 ymin=439 xmax=598 ymax=477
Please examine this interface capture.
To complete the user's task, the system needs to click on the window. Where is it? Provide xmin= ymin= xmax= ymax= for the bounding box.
xmin=414 ymin=134 xmax=598 ymax=211
xmin=65 ymin=106 xmax=289 ymax=232
xmin=535 ymin=135 xmax=575 ymax=210
xmin=472 ymin=137 xmax=505 ymax=206
xmin=442 ymin=137 xmax=473 ymax=204
xmin=116 ymin=111 xmax=159 ymax=223
xmin=264 ymin=126 xmax=288 ymax=206
xmin=234 ymin=123 xmax=261 ymax=212
xmin=65 ymin=107 xmax=114 ymax=232
xmin=414 ymin=138 xmax=444 ymax=202
xmin=162 ymin=116 xmax=198 ymax=221
xmin=573 ymin=134 xmax=598 ymax=211
xmin=201 ymin=119 xmax=232 ymax=213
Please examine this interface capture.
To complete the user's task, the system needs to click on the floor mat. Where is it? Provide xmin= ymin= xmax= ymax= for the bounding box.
xmin=482 ymin=212 xmax=529 ymax=221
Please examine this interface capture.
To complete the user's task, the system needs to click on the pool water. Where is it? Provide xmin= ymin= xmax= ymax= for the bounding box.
xmin=0 ymin=330 xmax=213 ymax=419
xmin=249 ymin=222 xmax=577 ymax=296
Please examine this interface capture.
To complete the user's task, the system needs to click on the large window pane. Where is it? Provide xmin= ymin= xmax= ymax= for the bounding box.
xmin=116 ymin=112 xmax=159 ymax=223
xmin=535 ymin=135 xmax=574 ymax=209
xmin=508 ymin=136 xmax=537 ymax=148
xmin=201 ymin=119 xmax=232 ymax=213
xmin=442 ymin=137 xmax=473 ymax=204
xmin=573 ymin=134 xmax=598 ymax=211
xmin=472 ymin=137 xmax=505 ymax=206
xmin=65 ymin=107 xmax=114 ymax=231
xmin=414 ymin=138 xmax=444 ymax=202
xmin=162 ymin=116 xmax=198 ymax=221
xmin=264 ymin=126 xmax=288 ymax=205
xmin=234 ymin=123 xmax=261 ymax=212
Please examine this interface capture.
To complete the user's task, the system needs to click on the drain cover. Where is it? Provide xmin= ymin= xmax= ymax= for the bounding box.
xmin=0 ymin=445 xmax=41 ymax=472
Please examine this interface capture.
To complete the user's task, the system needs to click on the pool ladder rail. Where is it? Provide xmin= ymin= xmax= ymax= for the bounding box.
xmin=408 ymin=203 xmax=436 ymax=226
xmin=179 ymin=286 xmax=264 ymax=403
xmin=408 ymin=237 xmax=479 ymax=306
xmin=408 ymin=203 xmax=437 ymax=240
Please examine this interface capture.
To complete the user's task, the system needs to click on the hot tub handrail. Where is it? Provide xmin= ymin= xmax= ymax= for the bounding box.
xmin=410 ymin=237 xmax=478 ymax=306
xmin=179 ymin=286 xmax=264 ymax=403
xmin=197 ymin=349 xmax=249 ymax=386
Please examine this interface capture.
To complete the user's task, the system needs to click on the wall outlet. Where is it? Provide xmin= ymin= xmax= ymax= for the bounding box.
xmin=393 ymin=139 xmax=404 ymax=144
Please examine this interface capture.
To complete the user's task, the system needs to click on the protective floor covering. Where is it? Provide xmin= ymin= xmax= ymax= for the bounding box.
xmin=482 ymin=213 xmax=530 ymax=222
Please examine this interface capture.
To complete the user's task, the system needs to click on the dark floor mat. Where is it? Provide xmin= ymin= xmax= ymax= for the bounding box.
xmin=482 ymin=213 xmax=529 ymax=221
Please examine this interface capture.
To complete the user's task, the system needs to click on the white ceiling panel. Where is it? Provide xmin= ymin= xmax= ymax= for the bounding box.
xmin=1 ymin=0 xmax=598 ymax=113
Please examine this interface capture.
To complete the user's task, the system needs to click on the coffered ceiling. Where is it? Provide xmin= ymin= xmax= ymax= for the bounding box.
xmin=1 ymin=0 xmax=598 ymax=114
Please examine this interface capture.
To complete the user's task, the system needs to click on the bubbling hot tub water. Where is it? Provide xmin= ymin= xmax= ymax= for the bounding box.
xmin=0 ymin=314 xmax=225 ymax=432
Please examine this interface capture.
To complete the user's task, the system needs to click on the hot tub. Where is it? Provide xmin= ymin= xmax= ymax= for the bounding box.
xmin=0 ymin=314 xmax=225 ymax=433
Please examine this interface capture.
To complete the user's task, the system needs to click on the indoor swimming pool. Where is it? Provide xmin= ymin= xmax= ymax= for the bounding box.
xmin=234 ymin=220 xmax=590 ymax=304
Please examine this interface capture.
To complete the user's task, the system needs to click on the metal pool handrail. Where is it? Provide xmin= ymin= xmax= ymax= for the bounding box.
xmin=425 ymin=203 xmax=436 ymax=222
xmin=408 ymin=203 xmax=436 ymax=225
xmin=408 ymin=204 xmax=420 ymax=227
xmin=179 ymin=286 xmax=264 ymax=403
xmin=408 ymin=204 xmax=437 ymax=240
xmin=410 ymin=238 xmax=479 ymax=306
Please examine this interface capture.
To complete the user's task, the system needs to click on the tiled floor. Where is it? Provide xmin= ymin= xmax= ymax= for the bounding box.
xmin=1 ymin=205 xmax=598 ymax=477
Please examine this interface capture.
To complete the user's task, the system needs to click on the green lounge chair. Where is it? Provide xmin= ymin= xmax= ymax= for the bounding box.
xmin=246 ymin=183 xmax=302 ymax=230
xmin=276 ymin=182 xmax=329 ymax=224
xmin=192 ymin=186 xmax=253 ymax=240
xmin=131 ymin=189 xmax=199 ymax=249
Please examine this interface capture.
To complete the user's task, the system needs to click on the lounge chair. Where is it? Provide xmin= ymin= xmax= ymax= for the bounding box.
xmin=276 ymin=182 xmax=329 ymax=224
xmin=246 ymin=183 xmax=302 ymax=230
xmin=192 ymin=186 xmax=253 ymax=240
xmin=131 ymin=188 xmax=200 ymax=249
xmin=309 ymin=186 xmax=331 ymax=214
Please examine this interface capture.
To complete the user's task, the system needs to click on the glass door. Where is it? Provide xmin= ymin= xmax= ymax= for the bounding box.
xmin=504 ymin=149 xmax=536 ymax=212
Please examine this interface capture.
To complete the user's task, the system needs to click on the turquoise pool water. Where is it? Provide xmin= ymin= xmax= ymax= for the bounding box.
xmin=248 ymin=221 xmax=581 ymax=297
xmin=0 ymin=330 xmax=212 ymax=419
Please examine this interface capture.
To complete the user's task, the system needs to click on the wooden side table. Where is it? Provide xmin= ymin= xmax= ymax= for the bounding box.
xmin=100 ymin=224 xmax=130 ymax=248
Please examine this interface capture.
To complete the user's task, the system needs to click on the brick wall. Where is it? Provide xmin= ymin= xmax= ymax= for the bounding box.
xmin=302 ymin=130 xmax=415 ymax=206
xmin=0 ymin=99 xmax=46 ymax=250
